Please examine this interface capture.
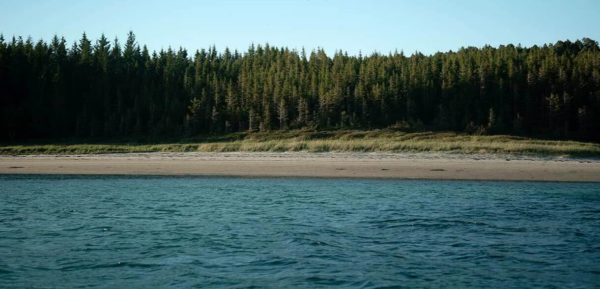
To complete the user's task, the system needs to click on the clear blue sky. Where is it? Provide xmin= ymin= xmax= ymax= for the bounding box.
xmin=1 ymin=0 xmax=599 ymax=56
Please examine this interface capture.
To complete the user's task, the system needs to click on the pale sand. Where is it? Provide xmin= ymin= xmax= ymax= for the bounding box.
xmin=1 ymin=152 xmax=599 ymax=182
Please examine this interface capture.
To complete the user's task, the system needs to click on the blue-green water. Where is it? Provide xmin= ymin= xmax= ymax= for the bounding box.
xmin=1 ymin=176 xmax=599 ymax=288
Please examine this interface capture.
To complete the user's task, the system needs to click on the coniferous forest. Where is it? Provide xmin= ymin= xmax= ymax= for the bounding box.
xmin=1 ymin=32 xmax=599 ymax=142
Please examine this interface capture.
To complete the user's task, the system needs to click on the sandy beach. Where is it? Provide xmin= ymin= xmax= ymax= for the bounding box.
xmin=0 ymin=152 xmax=599 ymax=182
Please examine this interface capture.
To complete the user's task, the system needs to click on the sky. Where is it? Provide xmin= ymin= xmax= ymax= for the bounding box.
xmin=1 ymin=0 xmax=599 ymax=57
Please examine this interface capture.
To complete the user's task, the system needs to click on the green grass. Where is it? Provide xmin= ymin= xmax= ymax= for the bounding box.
xmin=1 ymin=130 xmax=600 ymax=157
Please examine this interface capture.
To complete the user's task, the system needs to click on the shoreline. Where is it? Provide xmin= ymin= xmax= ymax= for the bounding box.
xmin=1 ymin=152 xmax=600 ymax=182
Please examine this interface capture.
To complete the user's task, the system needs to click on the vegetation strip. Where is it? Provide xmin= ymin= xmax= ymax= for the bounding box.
xmin=2 ymin=131 xmax=599 ymax=157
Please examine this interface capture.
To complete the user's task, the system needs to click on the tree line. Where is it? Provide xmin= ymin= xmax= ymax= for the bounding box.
xmin=1 ymin=32 xmax=599 ymax=142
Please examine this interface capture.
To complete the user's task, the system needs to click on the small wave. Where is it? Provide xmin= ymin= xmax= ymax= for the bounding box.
xmin=374 ymin=218 xmax=487 ymax=229
xmin=583 ymin=246 xmax=600 ymax=253
xmin=79 ymin=262 xmax=164 ymax=270
xmin=577 ymin=209 xmax=600 ymax=214
xmin=248 ymin=258 xmax=298 ymax=267
xmin=474 ymin=253 xmax=504 ymax=260
xmin=151 ymin=244 xmax=183 ymax=250
xmin=118 ymin=262 xmax=163 ymax=268
xmin=62 ymin=226 xmax=85 ymax=232
xmin=303 ymin=276 xmax=347 ymax=286
xmin=512 ymin=256 xmax=552 ymax=265
xmin=0 ymin=268 xmax=14 ymax=274
xmin=154 ymin=208 xmax=180 ymax=214
xmin=497 ymin=227 xmax=528 ymax=233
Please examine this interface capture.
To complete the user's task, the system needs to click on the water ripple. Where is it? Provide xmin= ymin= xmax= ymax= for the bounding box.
xmin=0 ymin=176 xmax=599 ymax=288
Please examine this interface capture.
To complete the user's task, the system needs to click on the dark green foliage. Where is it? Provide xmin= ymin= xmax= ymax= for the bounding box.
xmin=1 ymin=33 xmax=599 ymax=142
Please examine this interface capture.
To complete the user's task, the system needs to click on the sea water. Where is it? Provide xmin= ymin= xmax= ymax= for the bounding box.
xmin=0 ymin=175 xmax=599 ymax=288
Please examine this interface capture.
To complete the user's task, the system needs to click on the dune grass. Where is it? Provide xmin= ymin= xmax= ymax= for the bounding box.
xmin=1 ymin=130 xmax=599 ymax=157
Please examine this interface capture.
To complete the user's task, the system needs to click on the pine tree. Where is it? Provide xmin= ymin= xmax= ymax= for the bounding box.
xmin=0 ymin=33 xmax=599 ymax=142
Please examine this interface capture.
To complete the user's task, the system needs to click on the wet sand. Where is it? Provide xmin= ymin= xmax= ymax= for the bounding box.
xmin=1 ymin=152 xmax=599 ymax=182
